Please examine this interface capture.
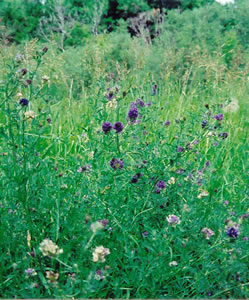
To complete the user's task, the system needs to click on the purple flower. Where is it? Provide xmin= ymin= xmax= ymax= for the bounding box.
xmin=128 ymin=105 xmax=138 ymax=122
xmin=177 ymin=146 xmax=184 ymax=153
xmin=19 ymin=98 xmax=29 ymax=107
xmin=193 ymin=140 xmax=200 ymax=145
xmin=102 ymin=122 xmax=112 ymax=134
xmin=157 ymin=180 xmax=166 ymax=190
xmin=136 ymin=98 xmax=145 ymax=107
xmin=142 ymin=231 xmax=148 ymax=237
xmin=131 ymin=175 xmax=138 ymax=183
xmin=18 ymin=68 xmax=27 ymax=76
xmin=227 ymin=227 xmax=239 ymax=238
xmin=152 ymin=84 xmax=157 ymax=96
xmin=219 ymin=132 xmax=228 ymax=139
xmin=224 ymin=201 xmax=229 ymax=205
xmin=110 ymin=158 xmax=124 ymax=170
xmin=243 ymin=237 xmax=248 ymax=241
xmin=113 ymin=122 xmax=124 ymax=133
xmin=213 ymin=113 xmax=224 ymax=121
xmin=202 ymin=120 xmax=208 ymax=128
xmin=147 ymin=102 xmax=152 ymax=106
xmin=154 ymin=188 xmax=161 ymax=194
xmin=205 ymin=161 xmax=210 ymax=167
xmin=164 ymin=120 xmax=170 ymax=126
xmin=99 ymin=219 xmax=109 ymax=227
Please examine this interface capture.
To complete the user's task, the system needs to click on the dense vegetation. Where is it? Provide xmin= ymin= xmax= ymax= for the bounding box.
xmin=0 ymin=0 xmax=248 ymax=298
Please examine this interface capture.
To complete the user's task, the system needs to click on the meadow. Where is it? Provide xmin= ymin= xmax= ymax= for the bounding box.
xmin=0 ymin=0 xmax=249 ymax=298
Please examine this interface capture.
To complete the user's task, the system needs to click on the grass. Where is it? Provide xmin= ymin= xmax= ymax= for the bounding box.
xmin=0 ymin=33 xmax=248 ymax=299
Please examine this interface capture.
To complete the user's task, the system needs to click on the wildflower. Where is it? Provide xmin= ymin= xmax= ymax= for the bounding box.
xmin=164 ymin=120 xmax=170 ymax=126
xmin=169 ymin=261 xmax=178 ymax=266
xmin=167 ymin=215 xmax=181 ymax=226
xmin=91 ymin=221 xmax=105 ymax=233
xmin=157 ymin=180 xmax=166 ymax=190
xmin=95 ymin=269 xmax=105 ymax=280
xmin=17 ymin=68 xmax=27 ymax=76
xmin=128 ymin=105 xmax=138 ymax=122
xmin=92 ymin=246 xmax=110 ymax=263
xmin=136 ymin=98 xmax=145 ymax=107
xmin=177 ymin=146 xmax=184 ymax=153
xmin=113 ymin=122 xmax=124 ymax=133
xmin=213 ymin=113 xmax=224 ymax=121
xmin=131 ymin=175 xmax=138 ymax=183
xmin=216 ymin=0 xmax=234 ymax=4
xmin=15 ymin=54 xmax=24 ymax=63
xmin=152 ymin=84 xmax=157 ymax=96
xmin=19 ymin=98 xmax=29 ymax=107
xmin=168 ymin=177 xmax=175 ymax=185
xmin=46 ymin=271 xmax=59 ymax=283
xmin=227 ymin=226 xmax=240 ymax=238
xmin=102 ymin=122 xmax=112 ymax=134
xmin=243 ymin=237 xmax=248 ymax=241
xmin=106 ymin=99 xmax=117 ymax=109
xmin=42 ymin=75 xmax=50 ymax=83
xmin=142 ymin=231 xmax=149 ymax=238
xmin=154 ymin=188 xmax=161 ymax=194
xmin=39 ymin=239 xmax=63 ymax=257
xmin=99 ymin=219 xmax=109 ymax=227
xmin=197 ymin=190 xmax=209 ymax=199
xmin=202 ymin=120 xmax=208 ymax=128
xmin=24 ymin=111 xmax=36 ymax=122
xmin=25 ymin=268 xmax=37 ymax=276
xmin=110 ymin=158 xmax=124 ymax=170
xmin=201 ymin=228 xmax=215 ymax=240
xmin=219 ymin=132 xmax=228 ymax=139
xmin=224 ymin=201 xmax=229 ymax=205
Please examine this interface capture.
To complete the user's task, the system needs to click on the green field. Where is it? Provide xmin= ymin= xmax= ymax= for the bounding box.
xmin=0 ymin=0 xmax=249 ymax=298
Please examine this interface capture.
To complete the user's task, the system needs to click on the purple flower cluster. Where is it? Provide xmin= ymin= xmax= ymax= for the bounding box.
xmin=102 ymin=121 xmax=124 ymax=134
xmin=213 ymin=113 xmax=224 ymax=121
xmin=113 ymin=122 xmax=124 ymax=133
xmin=19 ymin=98 xmax=29 ymax=107
xmin=154 ymin=180 xmax=166 ymax=194
xmin=128 ymin=104 xmax=139 ymax=122
xmin=130 ymin=172 xmax=143 ymax=183
xmin=102 ymin=122 xmax=112 ymax=134
xmin=227 ymin=226 xmax=239 ymax=238
xmin=110 ymin=158 xmax=124 ymax=170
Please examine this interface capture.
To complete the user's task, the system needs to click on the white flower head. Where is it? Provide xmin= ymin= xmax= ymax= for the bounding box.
xmin=39 ymin=239 xmax=63 ymax=257
xmin=167 ymin=215 xmax=181 ymax=226
xmin=197 ymin=190 xmax=209 ymax=199
xmin=216 ymin=0 xmax=235 ymax=5
xmin=91 ymin=221 xmax=104 ymax=233
xmin=201 ymin=227 xmax=215 ymax=240
xmin=169 ymin=261 xmax=178 ymax=267
xmin=92 ymin=246 xmax=110 ymax=263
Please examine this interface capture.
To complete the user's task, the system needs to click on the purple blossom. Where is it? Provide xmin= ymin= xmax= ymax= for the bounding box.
xmin=136 ymin=98 xmax=145 ymax=107
xmin=157 ymin=180 xmax=166 ymax=190
xmin=227 ymin=226 xmax=239 ymax=238
xmin=147 ymin=101 xmax=152 ymax=106
xmin=193 ymin=140 xmax=200 ymax=145
xmin=219 ymin=132 xmax=228 ymax=139
xmin=177 ymin=146 xmax=184 ymax=153
xmin=110 ymin=158 xmax=124 ymax=170
xmin=128 ymin=105 xmax=138 ymax=122
xmin=154 ymin=188 xmax=161 ymax=194
xmin=99 ymin=219 xmax=109 ymax=227
xmin=113 ymin=122 xmax=124 ymax=133
xmin=152 ymin=84 xmax=157 ymax=96
xmin=202 ymin=120 xmax=208 ymax=128
xmin=131 ymin=175 xmax=138 ymax=183
xmin=205 ymin=161 xmax=210 ymax=167
xmin=164 ymin=120 xmax=171 ymax=126
xmin=19 ymin=98 xmax=29 ymax=107
xmin=102 ymin=122 xmax=112 ymax=134
xmin=142 ymin=231 xmax=148 ymax=237
xmin=213 ymin=113 xmax=224 ymax=121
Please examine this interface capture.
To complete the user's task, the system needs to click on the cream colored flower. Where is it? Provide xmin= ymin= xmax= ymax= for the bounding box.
xmin=92 ymin=246 xmax=110 ymax=263
xmin=91 ymin=221 xmax=104 ymax=233
xmin=39 ymin=239 xmax=63 ymax=257
xmin=24 ymin=110 xmax=36 ymax=121
xmin=201 ymin=227 xmax=215 ymax=240
xmin=106 ymin=99 xmax=117 ymax=110
xmin=46 ymin=271 xmax=59 ymax=283
xmin=168 ymin=177 xmax=175 ymax=185
xmin=169 ymin=261 xmax=178 ymax=267
xmin=223 ymin=99 xmax=239 ymax=113
xmin=197 ymin=190 xmax=209 ymax=199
